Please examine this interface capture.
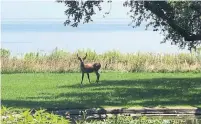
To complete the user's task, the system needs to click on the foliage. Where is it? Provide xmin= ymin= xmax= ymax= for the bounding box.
xmin=123 ymin=1 xmax=201 ymax=51
xmin=48 ymin=47 xmax=69 ymax=60
xmin=1 ymin=106 xmax=200 ymax=124
xmin=0 ymin=48 xmax=10 ymax=58
xmin=1 ymin=106 xmax=70 ymax=124
xmin=84 ymin=115 xmax=197 ymax=124
xmin=1 ymin=48 xmax=201 ymax=73
xmin=56 ymin=0 xmax=104 ymax=27
xmin=24 ymin=52 xmax=40 ymax=61
xmin=57 ymin=1 xmax=201 ymax=50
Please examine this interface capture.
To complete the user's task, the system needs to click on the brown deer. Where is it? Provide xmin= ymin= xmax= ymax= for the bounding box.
xmin=77 ymin=53 xmax=101 ymax=86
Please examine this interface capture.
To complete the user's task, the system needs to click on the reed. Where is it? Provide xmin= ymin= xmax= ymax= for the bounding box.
xmin=1 ymin=48 xmax=201 ymax=73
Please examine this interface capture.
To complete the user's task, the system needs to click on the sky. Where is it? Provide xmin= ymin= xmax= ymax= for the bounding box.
xmin=1 ymin=0 xmax=189 ymax=56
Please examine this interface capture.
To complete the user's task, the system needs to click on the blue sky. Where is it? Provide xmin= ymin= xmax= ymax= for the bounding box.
xmin=1 ymin=0 xmax=189 ymax=56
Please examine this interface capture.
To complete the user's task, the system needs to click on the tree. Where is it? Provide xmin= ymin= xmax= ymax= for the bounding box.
xmin=57 ymin=0 xmax=201 ymax=51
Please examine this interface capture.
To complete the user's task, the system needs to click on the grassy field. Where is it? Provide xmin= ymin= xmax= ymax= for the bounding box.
xmin=2 ymin=72 xmax=201 ymax=110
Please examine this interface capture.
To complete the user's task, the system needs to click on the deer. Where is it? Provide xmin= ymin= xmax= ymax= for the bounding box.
xmin=77 ymin=53 xmax=101 ymax=87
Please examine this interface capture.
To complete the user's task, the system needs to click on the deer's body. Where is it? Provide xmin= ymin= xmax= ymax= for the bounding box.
xmin=80 ymin=63 xmax=101 ymax=72
xmin=77 ymin=53 xmax=101 ymax=86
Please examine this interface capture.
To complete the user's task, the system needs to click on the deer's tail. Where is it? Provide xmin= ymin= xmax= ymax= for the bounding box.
xmin=93 ymin=63 xmax=101 ymax=71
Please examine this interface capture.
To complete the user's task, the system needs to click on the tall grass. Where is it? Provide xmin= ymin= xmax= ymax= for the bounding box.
xmin=1 ymin=48 xmax=201 ymax=73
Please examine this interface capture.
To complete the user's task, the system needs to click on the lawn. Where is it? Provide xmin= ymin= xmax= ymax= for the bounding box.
xmin=1 ymin=72 xmax=201 ymax=110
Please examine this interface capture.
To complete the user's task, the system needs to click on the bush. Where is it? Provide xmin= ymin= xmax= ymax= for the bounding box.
xmin=1 ymin=106 xmax=70 ymax=124
xmin=0 ymin=48 xmax=10 ymax=58
xmin=77 ymin=115 xmax=200 ymax=124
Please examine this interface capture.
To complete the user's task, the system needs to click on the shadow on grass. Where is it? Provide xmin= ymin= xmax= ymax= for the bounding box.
xmin=2 ymin=77 xmax=201 ymax=110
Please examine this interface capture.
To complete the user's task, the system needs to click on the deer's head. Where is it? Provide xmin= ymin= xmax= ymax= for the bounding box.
xmin=77 ymin=53 xmax=87 ymax=63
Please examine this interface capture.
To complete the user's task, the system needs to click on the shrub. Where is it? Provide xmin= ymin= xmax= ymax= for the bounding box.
xmin=1 ymin=106 xmax=70 ymax=124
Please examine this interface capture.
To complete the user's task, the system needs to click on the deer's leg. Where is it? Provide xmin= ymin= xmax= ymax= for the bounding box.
xmin=95 ymin=71 xmax=100 ymax=83
xmin=81 ymin=72 xmax=84 ymax=86
xmin=87 ymin=73 xmax=91 ymax=83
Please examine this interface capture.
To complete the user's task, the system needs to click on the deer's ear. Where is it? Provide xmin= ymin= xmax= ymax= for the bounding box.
xmin=83 ymin=56 xmax=86 ymax=60
xmin=76 ymin=54 xmax=81 ymax=60
xmin=83 ymin=53 xmax=87 ymax=60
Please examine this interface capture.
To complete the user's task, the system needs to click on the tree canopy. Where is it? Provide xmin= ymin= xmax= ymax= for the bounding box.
xmin=57 ymin=1 xmax=201 ymax=51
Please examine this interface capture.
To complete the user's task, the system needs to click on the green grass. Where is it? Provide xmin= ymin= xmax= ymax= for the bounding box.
xmin=1 ymin=72 xmax=201 ymax=110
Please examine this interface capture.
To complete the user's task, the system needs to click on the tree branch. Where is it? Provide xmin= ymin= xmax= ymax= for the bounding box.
xmin=185 ymin=33 xmax=201 ymax=41
xmin=144 ymin=1 xmax=201 ymax=41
